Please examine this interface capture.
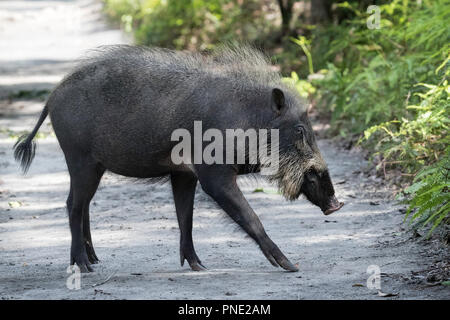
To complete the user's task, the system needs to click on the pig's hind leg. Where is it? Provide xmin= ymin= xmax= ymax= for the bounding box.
xmin=197 ymin=166 xmax=299 ymax=272
xmin=83 ymin=201 xmax=101 ymax=264
xmin=170 ymin=172 xmax=206 ymax=271
xmin=66 ymin=182 xmax=102 ymax=265
xmin=66 ymin=156 xmax=105 ymax=272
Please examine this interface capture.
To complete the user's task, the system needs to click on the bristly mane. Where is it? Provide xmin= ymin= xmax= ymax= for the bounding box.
xmin=74 ymin=44 xmax=287 ymax=93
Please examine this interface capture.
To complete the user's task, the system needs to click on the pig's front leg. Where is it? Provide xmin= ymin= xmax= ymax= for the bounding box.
xmin=196 ymin=166 xmax=298 ymax=272
xmin=170 ymin=172 xmax=206 ymax=271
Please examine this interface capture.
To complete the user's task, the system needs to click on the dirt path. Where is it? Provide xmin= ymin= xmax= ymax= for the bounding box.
xmin=0 ymin=0 xmax=448 ymax=300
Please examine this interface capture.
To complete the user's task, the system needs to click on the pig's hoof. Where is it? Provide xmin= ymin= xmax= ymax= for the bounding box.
xmin=85 ymin=242 xmax=100 ymax=264
xmin=181 ymin=250 xmax=206 ymax=271
xmin=72 ymin=262 xmax=93 ymax=273
xmin=87 ymin=252 xmax=100 ymax=265
xmin=279 ymin=259 xmax=299 ymax=272
xmin=79 ymin=264 xmax=93 ymax=273
xmin=189 ymin=261 xmax=207 ymax=272
xmin=71 ymin=254 xmax=94 ymax=273
xmin=264 ymin=248 xmax=299 ymax=272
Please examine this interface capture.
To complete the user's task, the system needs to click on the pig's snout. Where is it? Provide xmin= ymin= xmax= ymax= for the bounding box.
xmin=323 ymin=196 xmax=344 ymax=215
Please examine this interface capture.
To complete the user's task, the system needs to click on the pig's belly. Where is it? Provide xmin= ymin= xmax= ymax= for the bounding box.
xmin=90 ymin=138 xmax=175 ymax=178
xmin=99 ymin=155 xmax=172 ymax=178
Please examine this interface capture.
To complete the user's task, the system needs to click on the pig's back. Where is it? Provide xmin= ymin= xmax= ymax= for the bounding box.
xmin=47 ymin=50 xmax=215 ymax=177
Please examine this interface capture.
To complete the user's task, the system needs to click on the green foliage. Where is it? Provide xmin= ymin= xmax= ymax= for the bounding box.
xmin=311 ymin=0 xmax=449 ymax=135
xmin=8 ymin=89 xmax=50 ymax=100
xmin=283 ymin=71 xmax=316 ymax=99
xmin=291 ymin=36 xmax=314 ymax=74
xmin=103 ymin=0 xmax=279 ymax=50
xmin=363 ymin=64 xmax=449 ymax=174
xmin=403 ymin=149 xmax=449 ymax=234
xmin=366 ymin=62 xmax=449 ymax=233
xmin=0 ymin=128 xmax=53 ymax=140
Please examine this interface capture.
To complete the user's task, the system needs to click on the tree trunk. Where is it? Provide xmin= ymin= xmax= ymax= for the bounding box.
xmin=310 ymin=0 xmax=333 ymax=24
xmin=277 ymin=0 xmax=295 ymax=36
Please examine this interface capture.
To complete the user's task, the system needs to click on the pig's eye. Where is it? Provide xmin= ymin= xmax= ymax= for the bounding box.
xmin=295 ymin=124 xmax=305 ymax=138
xmin=305 ymin=170 xmax=318 ymax=184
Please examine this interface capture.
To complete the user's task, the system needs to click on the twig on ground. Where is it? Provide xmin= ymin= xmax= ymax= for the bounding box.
xmin=92 ymin=271 xmax=117 ymax=288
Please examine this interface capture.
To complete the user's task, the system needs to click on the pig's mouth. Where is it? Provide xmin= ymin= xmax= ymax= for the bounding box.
xmin=322 ymin=196 xmax=344 ymax=215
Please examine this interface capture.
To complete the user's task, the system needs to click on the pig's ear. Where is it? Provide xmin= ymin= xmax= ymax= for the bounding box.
xmin=271 ymin=88 xmax=286 ymax=115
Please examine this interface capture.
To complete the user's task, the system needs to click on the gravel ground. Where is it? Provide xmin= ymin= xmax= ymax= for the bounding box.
xmin=0 ymin=0 xmax=448 ymax=300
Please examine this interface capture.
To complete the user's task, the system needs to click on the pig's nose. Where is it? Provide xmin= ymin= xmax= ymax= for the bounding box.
xmin=323 ymin=196 xmax=344 ymax=215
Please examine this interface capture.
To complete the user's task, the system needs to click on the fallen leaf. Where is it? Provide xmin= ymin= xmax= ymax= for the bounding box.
xmin=94 ymin=289 xmax=111 ymax=295
xmin=377 ymin=290 xmax=398 ymax=297
xmin=92 ymin=271 xmax=117 ymax=287
xmin=352 ymin=283 xmax=365 ymax=287
xmin=252 ymin=188 xmax=280 ymax=194
xmin=8 ymin=201 xmax=22 ymax=208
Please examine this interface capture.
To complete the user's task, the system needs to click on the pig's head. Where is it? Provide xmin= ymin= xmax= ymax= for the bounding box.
xmin=263 ymin=87 xmax=344 ymax=215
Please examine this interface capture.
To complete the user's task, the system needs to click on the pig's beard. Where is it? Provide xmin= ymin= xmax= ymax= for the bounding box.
xmin=260 ymin=148 xmax=327 ymax=201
